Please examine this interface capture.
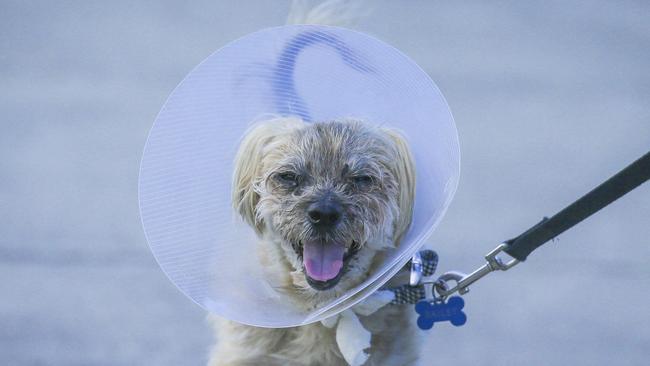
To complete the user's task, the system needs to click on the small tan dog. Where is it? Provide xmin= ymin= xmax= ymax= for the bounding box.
xmin=208 ymin=117 xmax=420 ymax=366
xmin=208 ymin=2 xmax=423 ymax=365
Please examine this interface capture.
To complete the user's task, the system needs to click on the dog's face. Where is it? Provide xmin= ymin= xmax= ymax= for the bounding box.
xmin=233 ymin=117 xmax=414 ymax=302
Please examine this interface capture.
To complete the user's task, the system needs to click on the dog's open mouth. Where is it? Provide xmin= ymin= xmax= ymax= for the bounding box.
xmin=299 ymin=240 xmax=357 ymax=291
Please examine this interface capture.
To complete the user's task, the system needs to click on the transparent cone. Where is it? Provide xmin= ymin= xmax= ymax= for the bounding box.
xmin=139 ymin=25 xmax=459 ymax=327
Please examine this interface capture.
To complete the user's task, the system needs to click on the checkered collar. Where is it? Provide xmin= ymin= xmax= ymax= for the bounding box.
xmin=385 ymin=250 xmax=438 ymax=305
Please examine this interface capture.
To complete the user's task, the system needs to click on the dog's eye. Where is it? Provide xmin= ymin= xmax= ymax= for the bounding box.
xmin=352 ymin=175 xmax=373 ymax=186
xmin=277 ymin=172 xmax=300 ymax=186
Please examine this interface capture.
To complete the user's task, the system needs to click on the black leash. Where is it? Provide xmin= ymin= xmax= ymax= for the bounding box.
xmin=504 ymin=150 xmax=650 ymax=261
xmin=388 ymin=151 xmax=650 ymax=330
xmin=430 ymin=150 xmax=650 ymax=300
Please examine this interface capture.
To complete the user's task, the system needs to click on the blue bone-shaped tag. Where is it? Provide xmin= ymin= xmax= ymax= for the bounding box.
xmin=415 ymin=296 xmax=467 ymax=330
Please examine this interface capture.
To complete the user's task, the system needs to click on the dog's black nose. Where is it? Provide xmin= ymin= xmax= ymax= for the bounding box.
xmin=307 ymin=201 xmax=342 ymax=227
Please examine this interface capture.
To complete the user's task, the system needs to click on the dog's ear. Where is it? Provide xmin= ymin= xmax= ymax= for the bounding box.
xmin=382 ymin=129 xmax=416 ymax=244
xmin=232 ymin=117 xmax=304 ymax=234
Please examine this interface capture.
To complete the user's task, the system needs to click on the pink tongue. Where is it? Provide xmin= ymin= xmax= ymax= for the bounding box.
xmin=303 ymin=241 xmax=345 ymax=281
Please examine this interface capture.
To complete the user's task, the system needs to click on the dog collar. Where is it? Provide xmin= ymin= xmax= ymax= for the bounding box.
xmin=386 ymin=250 xmax=438 ymax=305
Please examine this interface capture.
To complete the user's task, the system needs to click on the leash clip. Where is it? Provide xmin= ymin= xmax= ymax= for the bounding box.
xmin=434 ymin=243 xmax=519 ymax=300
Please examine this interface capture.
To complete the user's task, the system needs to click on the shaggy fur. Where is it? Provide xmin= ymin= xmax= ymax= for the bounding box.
xmin=208 ymin=117 xmax=419 ymax=366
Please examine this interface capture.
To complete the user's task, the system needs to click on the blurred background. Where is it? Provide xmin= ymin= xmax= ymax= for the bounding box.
xmin=1 ymin=1 xmax=649 ymax=365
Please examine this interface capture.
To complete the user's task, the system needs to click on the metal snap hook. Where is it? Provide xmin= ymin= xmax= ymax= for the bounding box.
xmin=433 ymin=243 xmax=520 ymax=300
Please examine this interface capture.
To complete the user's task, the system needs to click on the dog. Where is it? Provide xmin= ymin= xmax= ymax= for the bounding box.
xmin=207 ymin=117 xmax=420 ymax=366
xmin=208 ymin=2 xmax=423 ymax=365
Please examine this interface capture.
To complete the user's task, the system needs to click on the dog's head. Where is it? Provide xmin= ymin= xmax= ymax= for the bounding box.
xmin=232 ymin=117 xmax=414 ymax=302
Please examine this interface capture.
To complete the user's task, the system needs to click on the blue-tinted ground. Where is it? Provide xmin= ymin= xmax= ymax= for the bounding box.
xmin=1 ymin=1 xmax=649 ymax=365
